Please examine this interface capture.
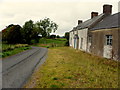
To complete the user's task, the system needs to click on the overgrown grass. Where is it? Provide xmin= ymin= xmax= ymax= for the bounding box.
xmin=33 ymin=38 xmax=67 ymax=48
xmin=2 ymin=44 xmax=29 ymax=52
xmin=1 ymin=44 xmax=31 ymax=58
xmin=25 ymin=47 xmax=119 ymax=88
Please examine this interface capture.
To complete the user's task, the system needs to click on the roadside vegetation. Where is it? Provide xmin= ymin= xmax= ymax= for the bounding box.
xmin=1 ymin=44 xmax=30 ymax=58
xmin=1 ymin=17 xmax=58 ymax=58
xmin=2 ymin=18 xmax=58 ymax=45
xmin=25 ymin=47 xmax=119 ymax=88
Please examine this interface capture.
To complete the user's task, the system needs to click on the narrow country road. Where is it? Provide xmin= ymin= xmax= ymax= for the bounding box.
xmin=1 ymin=47 xmax=48 ymax=88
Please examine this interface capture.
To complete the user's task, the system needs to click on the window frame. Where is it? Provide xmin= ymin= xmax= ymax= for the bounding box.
xmin=105 ymin=35 xmax=112 ymax=46
xmin=88 ymin=36 xmax=92 ymax=43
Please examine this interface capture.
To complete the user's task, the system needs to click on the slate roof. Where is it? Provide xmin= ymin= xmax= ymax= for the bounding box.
xmin=90 ymin=12 xmax=120 ymax=30
xmin=76 ymin=13 xmax=105 ymax=30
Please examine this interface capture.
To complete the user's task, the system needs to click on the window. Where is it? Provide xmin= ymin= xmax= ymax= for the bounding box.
xmin=88 ymin=36 xmax=92 ymax=43
xmin=80 ymin=38 xmax=83 ymax=49
xmin=106 ymin=35 xmax=112 ymax=45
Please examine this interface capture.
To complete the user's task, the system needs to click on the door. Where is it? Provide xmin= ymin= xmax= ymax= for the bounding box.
xmin=87 ymin=36 xmax=92 ymax=52
xmin=80 ymin=38 xmax=83 ymax=49
xmin=77 ymin=38 xmax=79 ymax=49
xmin=103 ymin=35 xmax=113 ymax=59
xmin=74 ymin=38 xmax=77 ymax=49
xmin=103 ymin=45 xmax=112 ymax=59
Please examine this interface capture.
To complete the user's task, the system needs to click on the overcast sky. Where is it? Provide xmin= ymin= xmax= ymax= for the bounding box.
xmin=0 ymin=0 xmax=119 ymax=36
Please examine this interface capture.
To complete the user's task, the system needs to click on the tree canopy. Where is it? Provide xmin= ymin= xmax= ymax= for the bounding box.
xmin=64 ymin=32 xmax=69 ymax=46
xmin=21 ymin=20 xmax=35 ymax=44
xmin=36 ymin=18 xmax=58 ymax=37
xmin=2 ymin=25 xmax=22 ymax=44
xmin=2 ymin=18 xmax=58 ymax=44
xmin=65 ymin=32 xmax=69 ymax=40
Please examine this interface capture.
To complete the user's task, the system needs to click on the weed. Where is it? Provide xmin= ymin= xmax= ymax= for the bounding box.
xmin=52 ymin=77 xmax=59 ymax=80
xmin=2 ymin=46 xmax=31 ymax=58
xmin=50 ymin=84 xmax=59 ymax=88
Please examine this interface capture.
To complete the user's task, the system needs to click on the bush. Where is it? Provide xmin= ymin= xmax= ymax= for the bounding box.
xmin=52 ymin=77 xmax=59 ymax=80
xmin=30 ymin=39 xmax=38 ymax=44
xmin=2 ymin=44 xmax=29 ymax=52
xmin=65 ymin=40 xmax=69 ymax=46
xmin=50 ymin=85 xmax=59 ymax=88
xmin=3 ymin=52 xmax=11 ymax=57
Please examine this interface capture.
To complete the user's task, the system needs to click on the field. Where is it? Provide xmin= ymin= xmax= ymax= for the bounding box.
xmin=1 ymin=44 xmax=31 ymax=58
xmin=25 ymin=47 xmax=119 ymax=88
xmin=34 ymin=38 xmax=67 ymax=48
xmin=1 ymin=38 xmax=67 ymax=58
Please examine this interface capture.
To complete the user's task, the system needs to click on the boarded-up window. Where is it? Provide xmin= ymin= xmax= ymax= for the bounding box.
xmin=106 ymin=35 xmax=112 ymax=45
xmin=80 ymin=38 xmax=83 ymax=49
xmin=88 ymin=36 xmax=92 ymax=43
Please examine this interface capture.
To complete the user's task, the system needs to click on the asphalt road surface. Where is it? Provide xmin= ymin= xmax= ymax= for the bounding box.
xmin=1 ymin=47 xmax=48 ymax=88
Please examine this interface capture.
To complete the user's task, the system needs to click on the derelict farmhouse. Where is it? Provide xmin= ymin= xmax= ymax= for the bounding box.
xmin=69 ymin=4 xmax=120 ymax=60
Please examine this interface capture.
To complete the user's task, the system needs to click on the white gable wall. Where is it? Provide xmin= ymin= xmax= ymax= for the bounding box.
xmin=69 ymin=32 xmax=73 ymax=47
xmin=78 ymin=28 xmax=88 ymax=51
xmin=69 ymin=30 xmax=78 ymax=48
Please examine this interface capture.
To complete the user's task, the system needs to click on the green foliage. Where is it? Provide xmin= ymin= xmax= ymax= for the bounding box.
xmin=21 ymin=20 xmax=39 ymax=44
xmin=30 ymin=39 xmax=38 ymax=44
xmin=2 ymin=25 xmax=22 ymax=44
xmin=52 ymin=77 xmax=59 ymax=80
xmin=2 ymin=18 xmax=58 ymax=45
xmin=37 ymin=38 xmax=67 ymax=48
xmin=2 ymin=44 xmax=29 ymax=52
xmin=65 ymin=40 xmax=69 ymax=46
xmin=64 ymin=76 xmax=73 ymax=79
xmin=50 ymin=84 xmax=59 ymax=88
xmin=1 ymin=44 xmax=30 ymax=58
xmin=36 ymin=18 xmax=58 ymax=37
xmin=50 ymin=34 xmax=56 ymax=39
xmin=64 ymin=32 xmax=69 ymax=40
xmin=56 ymin=35 xmax=60 ymax=38
xmin=64 ymin=32 xmax=69 ymax=46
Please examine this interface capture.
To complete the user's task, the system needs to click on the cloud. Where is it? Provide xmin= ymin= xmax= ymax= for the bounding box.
xmin=0 ymin=1 xmax=118 ymax=36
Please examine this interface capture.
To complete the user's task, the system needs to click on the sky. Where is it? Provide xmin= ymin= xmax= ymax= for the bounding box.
xmin=0 ymin=0 xmax=119 ymax=36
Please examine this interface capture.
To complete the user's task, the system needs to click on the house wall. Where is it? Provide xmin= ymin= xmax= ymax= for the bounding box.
xmin=69 ymin=30 xmax=78 ymax=48
xmin=78 ymin=28 xmax=88 ymax=51
xmin=89 ymin=28 xmax=119 ymax=60
xmin=69 ymin=32 xmax=73 ymax=47
xmin=118 ymin=28 xmax=120 ymax=60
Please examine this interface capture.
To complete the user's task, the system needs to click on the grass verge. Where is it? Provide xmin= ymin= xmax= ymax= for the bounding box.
xmin=33 ymin=38 xmax=67 ymax=48
xmin=24 ymin=47 xmax=119 ymax=88
xmin=1 ymin=46 xmax=31 ymax=58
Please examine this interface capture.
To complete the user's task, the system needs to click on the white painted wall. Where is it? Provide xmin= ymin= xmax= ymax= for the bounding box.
xmin=78 ymin=28 xmax=88 ymax=51
xmin=69 ymin=31 xmax=73 ymax=47
xmin=103 ymin=45 xmax=112 ymax=59
xmin=69 ymin=30 xmax=77 ymax=48
xmin=87 ymin=42 xmax=91 ymax=53
xmin=69 ymin=28 xmax=88 ymax=51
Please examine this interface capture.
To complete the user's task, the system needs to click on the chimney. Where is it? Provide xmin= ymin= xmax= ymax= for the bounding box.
xmin=91 ymin=12 xmax=98 ymax=18
xmin=103 ymin=4 xmax=112 ymax=15
xmin=78 ymin=20 xmax=82 ymax=25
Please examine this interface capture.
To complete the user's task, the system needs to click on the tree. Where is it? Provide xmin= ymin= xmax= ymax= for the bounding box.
xmin=56 ymin=35 xmax=60 ymax=38
xmin=50 ymin=34 xmax=56 ymax=39
xmin=36 ymin=18 xmax=58 ymax=38
xmin=65 ymin=32 xmax=69 ymax=40
xmin=2 ymin=24 xmax=22 ymax=44
xmin=64 ymin=32 xmax=69 ymax=46
xmin=21 ymin=20 xmax=35 ymax=44
xmin=2 ymin=18 xmax=58 ymax=44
